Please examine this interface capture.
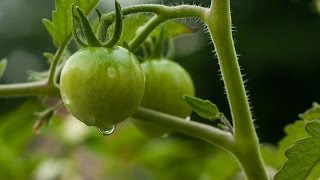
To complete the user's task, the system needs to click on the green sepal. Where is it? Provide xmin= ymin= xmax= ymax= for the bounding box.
xmin=183 ymin=95 xmax=222 ymax=121
xmin=97 ymin=16 xmax=113 ymax=43
xmin=72 ymin=5 xmax=89 ymax=47
xmin=95 ymin=8 xmax=103 ymax=20
xmin=275 ymin=120 xmax=320 ymax=180
xmin=165 ymin=37 xmax=175 ymax=59
xmin=104 ymin=1 xmax=123 ymax=47
xmin=152 ymin=26 xmax=166 ymax=59
xmin=76 ymin=6 xmax=101 ymax=47
xmin=0 ymin=58 xmax=8 ymax=80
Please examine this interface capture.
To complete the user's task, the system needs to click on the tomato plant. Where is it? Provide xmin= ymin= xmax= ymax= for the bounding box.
xmin=0 ymin=0 xmax=319 ymax=179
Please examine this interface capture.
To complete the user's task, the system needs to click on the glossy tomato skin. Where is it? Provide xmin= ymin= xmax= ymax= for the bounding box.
xmin=133 ymin=59 xmax=195 ymax=136
xmin=60 ymin=46 xmax=145 ymax=129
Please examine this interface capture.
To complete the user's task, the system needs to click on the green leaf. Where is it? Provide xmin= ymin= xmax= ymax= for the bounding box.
xmin=277 ymin=120 xmax=309 ymax=162
xmin=43 ymin=0 xmax=100 ymax=47
xmin=109 ymin=14 xmax=196 ymax=46
xmin=0 ymin=58 xmax=7 ymax=80
xmin=299 ymin=102 xmax=320 ymax=121
xmin=277 ymin=103 xmax=320 ymax=164
xmin=152 ymin=19 xmax=197 ymax=38
xmin=75 ymin=6 xmax=101 ymax=46
xmin=275 ymin=120 xmax=320 ymax=180
xmin=183 ymin=95 xmax=221 ymax=121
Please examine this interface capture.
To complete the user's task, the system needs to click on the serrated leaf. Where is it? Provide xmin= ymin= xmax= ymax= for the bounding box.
xmin=183 ymin=95 xmax=221 ymax=121
xmin=109 ymin=14 xmax=196 ymax=46
xmin=275 ymin=120 xmax=320 ymax=180
xmin=277 ymin=103 xmax=320 ymax=164
xmin=278 ymin=120 xmax=309 ymax=162
xmin=43 ymin=0 xmax=100 ymax=47
xmin=0 ymin=58 xmax=7 ymax=80
xmin=299 ymin=102 xmax=320 ymax=121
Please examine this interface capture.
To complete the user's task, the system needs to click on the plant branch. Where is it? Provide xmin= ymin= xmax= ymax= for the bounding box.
xmin=205 ymin=0 xmax=267 ymax=179
xmin=47 ymin=41 xmax=68 ymax=87
xmin=128 ymin=15 xmax=164 ymax=52
xmin=0 ymin=40 xmax=67 ymax=98
xmin=101 ymin=4 xmax=207 ymax=20
xmin=134 ymin=106 xmax=234 ymax=152
xmin=0 ymin=81 xmax=60 ymax=97
xmin=99 ymin=4 xmax=207 ymax=52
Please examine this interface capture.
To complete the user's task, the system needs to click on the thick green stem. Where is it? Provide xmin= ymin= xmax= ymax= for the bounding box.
xmin=0 ymin=81 xmax=60 ymax=97
xmin=100 ymin=4 xmax=206 ymax=20
xmin=0 ymin=40 xmax=67 ymax=98
xmin=134 ymin=107 xmax=234 ymax=152
xmin=206 ymin=0 xmax=267 ymax=179
xmin=99 ymin=4 xmax=207 ymax=52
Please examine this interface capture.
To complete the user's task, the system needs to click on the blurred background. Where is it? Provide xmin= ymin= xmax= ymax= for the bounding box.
xmin=0 ymin=0 xmax=319 ymax=179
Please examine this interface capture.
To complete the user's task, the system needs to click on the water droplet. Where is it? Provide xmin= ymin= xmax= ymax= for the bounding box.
xmin=98 ymin=125 xmax=116 ymax=136
xmin=61 ymin=91 xmax=70 ymax=105
xmin=107 ymin=67 xmax=116 ymax=78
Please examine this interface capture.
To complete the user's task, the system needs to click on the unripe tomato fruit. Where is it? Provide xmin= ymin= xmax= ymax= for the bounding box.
xmin=133 ymin=59 xmax=195 ymax=136
xmin=60 ymin=46 xmax=145 ymax=129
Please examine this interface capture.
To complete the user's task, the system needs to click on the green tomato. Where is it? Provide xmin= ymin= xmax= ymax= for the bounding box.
xmin=133 ymin=59 xmax=195 ymax=137
xmin=60 ymin=46 xmax=145 ymax=129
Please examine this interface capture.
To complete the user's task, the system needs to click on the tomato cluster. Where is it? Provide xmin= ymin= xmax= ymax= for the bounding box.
xmin=60 ymin=48 xmax=195 ymax=136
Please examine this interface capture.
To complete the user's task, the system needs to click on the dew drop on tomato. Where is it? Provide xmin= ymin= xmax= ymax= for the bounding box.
xmin=107 ymin=67 xmax=116 ymax=78
xmin=98 ymin=125 xmax=116 ymax=136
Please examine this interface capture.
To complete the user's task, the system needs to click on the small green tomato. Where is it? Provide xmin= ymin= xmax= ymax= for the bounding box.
xmin=60 ymin=46 xmax=145 ymax=130
xmin=133 ymin=59 xmax=195 ymax=137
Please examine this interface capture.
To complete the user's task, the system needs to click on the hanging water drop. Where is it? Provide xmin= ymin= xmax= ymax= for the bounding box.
xmin=98 ymin=125 xmax=116 ymax=136
xmin=107 ymin=67 xmax=116 ymax=78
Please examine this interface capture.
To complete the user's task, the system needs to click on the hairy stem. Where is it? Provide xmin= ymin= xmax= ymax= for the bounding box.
xmin=134 ymin=106 xmax=234 ymax=152
xmin=99 ymin=4 xmax=207 ymax=52
xmin=206 ymin=0 xmax=267 ymax=179
xmin=101 ymin=4 xmax=207 ymax=19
